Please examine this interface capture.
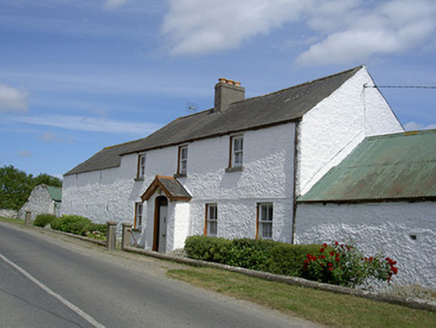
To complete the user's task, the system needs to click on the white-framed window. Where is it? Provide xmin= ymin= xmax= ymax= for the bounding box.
xmin=137 ymin=153 xmax=146 ymax=179
xmin=257 ymin=203 xmax=273 ymax=239
xmin=178 ymin=145 xmax=188 ymax=175
xmin=205 ymin=203 xmax=218 ymax=237
xmin=231 ymin=135 xmax=243 ymax=167
xmin=135 ymin=202 xmax=143 ymax=229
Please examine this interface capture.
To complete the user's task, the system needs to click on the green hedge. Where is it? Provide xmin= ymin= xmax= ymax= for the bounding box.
xmin=33 ymin=214 xmax=56 ymax=228
xmin=185 ymin=235 xmax=321 ymax=277
xmin=50 ymin=215 xmax=107 ymax=238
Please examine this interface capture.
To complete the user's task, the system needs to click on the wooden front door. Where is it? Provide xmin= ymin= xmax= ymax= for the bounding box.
xmin=153 ymin=196 xmax=168 ymax=253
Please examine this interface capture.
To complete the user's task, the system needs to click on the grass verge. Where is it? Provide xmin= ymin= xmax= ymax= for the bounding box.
xmin=167 ymin=266 xmax=435 ymax=328
xmin=0 ymin=216 xmax=24 ymax=225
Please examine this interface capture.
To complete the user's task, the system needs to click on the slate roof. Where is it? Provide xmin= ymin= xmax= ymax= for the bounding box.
xmin=65 ymin=66 xmax=363 ymax=176
xmin=298 ymin=129 xmax=436 ymax=203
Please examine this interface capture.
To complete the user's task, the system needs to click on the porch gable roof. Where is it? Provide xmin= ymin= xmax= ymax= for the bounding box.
xmin=141 ymin=175 xmax=192 ymax=202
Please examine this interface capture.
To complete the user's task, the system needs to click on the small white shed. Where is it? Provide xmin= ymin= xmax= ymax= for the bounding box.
xmin=19 ymin=184 xmax=62 ymax=222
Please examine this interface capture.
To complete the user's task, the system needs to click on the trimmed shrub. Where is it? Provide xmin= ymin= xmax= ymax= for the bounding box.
xmin=50 ymin=215 xmax=92 ymax=235
xmin=184 ymin=235 xmax=323 ymax=277
xmin=33 ymin=214 xmax=56 ymax=228
xmin=223 ymin=238 xmax=276 ymax=271
xmin=265 ymin=242 xmax=322 ymax=276
xmin=185 ymin=235 xmax=231 ymax=262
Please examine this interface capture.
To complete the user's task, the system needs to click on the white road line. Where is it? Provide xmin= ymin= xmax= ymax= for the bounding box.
xmin=0 ymin=252 xmax=105 ymax=328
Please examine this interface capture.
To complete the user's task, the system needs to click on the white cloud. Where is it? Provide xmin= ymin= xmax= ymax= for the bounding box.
xmin=10 ymin=115 xmax=161 ymax=136
xmin=0 ymin=83 xmax=29 ymax=113
xmin=404 ymin=121 xmax=436 ymax=131
xmin=104 ymin=0 xmax=129 ymax=10
xmin=38 ymin=131 xmax=74 ymax=144
xmin=162 ymin=0 xmax=306 ymax=55
xmin=297 ymin=0 xmax=436 ymax=65
xmin=162 ymin=0 xmax=436 ymax=65
xmin=18 ymin=150 xmax=33 ymax=158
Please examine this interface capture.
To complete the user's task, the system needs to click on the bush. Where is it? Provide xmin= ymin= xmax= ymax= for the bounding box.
xmin=50 ymin=215 xmax=107 ymax=240
xmin=223 ymin=238 xmax=275 ymax=271
xmin=302 ymin=241 xmax=398 ymax=287
xmin=185 ymin=235 xmax=231 ymax=262
xmin=185 ymin=236 xmax=322 ymax=276
xmin=50 ymin=215 xmax=92 ymax=235
xmin=81 ymin=222 xmax=107 ymax=239
xmin=265 ymin=243 xmax=322 ymax=276
xmin=33 ymin=214 xmax=56 ymax=228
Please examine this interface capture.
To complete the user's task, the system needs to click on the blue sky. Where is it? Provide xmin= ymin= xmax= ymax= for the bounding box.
xmin=1 ymin=0 xmax=435 ymax=178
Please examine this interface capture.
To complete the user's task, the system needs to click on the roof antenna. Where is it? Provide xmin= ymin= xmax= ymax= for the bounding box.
xmin=186 ymin=102 xmax=198 ymax=113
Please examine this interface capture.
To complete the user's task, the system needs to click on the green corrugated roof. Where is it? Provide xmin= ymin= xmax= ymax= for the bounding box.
xmin=298 ymin=129 xmax=436 ymax=203
xmin=46 ymin=186 xmax=62 ymax=202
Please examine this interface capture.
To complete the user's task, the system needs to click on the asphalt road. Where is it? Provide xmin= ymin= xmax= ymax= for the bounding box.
xmin=0 ymin=222 xmax=321 ymax=328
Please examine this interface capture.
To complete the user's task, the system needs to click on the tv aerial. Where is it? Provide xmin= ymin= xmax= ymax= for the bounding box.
xmin=186 ymin=101 xmax=198 ymax=113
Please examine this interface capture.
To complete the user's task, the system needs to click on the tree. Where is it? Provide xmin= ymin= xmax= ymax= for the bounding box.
xmin=0 ymin=165 xmax=62 ymax=210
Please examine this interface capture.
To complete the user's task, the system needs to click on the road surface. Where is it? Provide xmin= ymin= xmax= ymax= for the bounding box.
xmin=0 ymin=222 xmax=321 ymax=327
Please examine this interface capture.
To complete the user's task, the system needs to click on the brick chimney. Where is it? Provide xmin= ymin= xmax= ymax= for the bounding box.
xmin=214 ymin=78 xmax=245 ymax=113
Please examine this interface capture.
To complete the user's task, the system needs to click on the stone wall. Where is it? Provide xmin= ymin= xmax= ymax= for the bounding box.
xmin=0 ymin=209 xmax=18 ymax=219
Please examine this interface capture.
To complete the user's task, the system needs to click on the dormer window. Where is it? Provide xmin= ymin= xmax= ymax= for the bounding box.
xmin=137 ymin=153 xmax=146 ymax=179
xmin=177 ymin=145 xmax=188 ymax=176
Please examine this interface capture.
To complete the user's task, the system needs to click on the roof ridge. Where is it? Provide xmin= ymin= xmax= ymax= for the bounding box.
xmin=230 ymin=65 xmax=364 ymax=105
xmin=366 ymin=128 xmax=436 ymax=141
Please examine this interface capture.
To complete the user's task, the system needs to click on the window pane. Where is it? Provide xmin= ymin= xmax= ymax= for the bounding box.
xmin=258 ymin=203 xmax=273 ymax=239
xmin=179 ymin=146 xmax=188 ymax=174
xmin=209 ymin=221 xmax=217 ymax=236
xmin=139 ymin=154 xmax=146 ymax=178
xmin=181 ymin=147 xmax=188 ymax=160
xmin=234 ymin=137 xmax=243 ymax=151
xmin=261 ymin=222 xmax=272 ymax=238
xmin=207 ymin=204 xmax=217 ymax=236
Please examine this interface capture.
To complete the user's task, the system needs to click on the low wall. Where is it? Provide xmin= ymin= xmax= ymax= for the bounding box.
xmin=0 ymin=209 xmax=18 ymax=219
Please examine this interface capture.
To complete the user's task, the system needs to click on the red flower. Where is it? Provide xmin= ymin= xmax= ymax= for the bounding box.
xmin=335 ymin=257 xmax=340 ymax=262
xmin=335 ymin=241 xmax=339 ymax=246
xmin=328 ymin=263 xmax=333 ymax=267
xmin=329 ymin=251 xmax=335 ymax=256
xmin=323 ymin=243 xmax=328 ymax=248
xmin=328 ymin=268 xmax=334 ymax=271
xmin=320 ymin=248 xmax=325 ymax=253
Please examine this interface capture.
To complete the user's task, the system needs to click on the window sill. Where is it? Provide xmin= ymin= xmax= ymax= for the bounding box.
xmin=132 ymin=228 xmax=142 ymax=232
xmin=225 ymin=166 xmax=244 ymax=173
xmin=134 ymin=177 xmax=144 ymax=182
xmin=174 ymin=173 xmax=187 ymax=178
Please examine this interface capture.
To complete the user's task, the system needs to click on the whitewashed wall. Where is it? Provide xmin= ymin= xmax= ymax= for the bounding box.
xmin=61 ymin=154 xmax=139 ymax=224
xmin=298 ymin=67 xmax=403 ymax=196
xmin=18 ymin=185 xmax=56 ymax=221
xmin=141 ymin=123 xmax=297 ymax=251
xmin=295 ymin=202 xmax=436 ymax=289
xmin=63 ymin=123 xmax=297 ymax=252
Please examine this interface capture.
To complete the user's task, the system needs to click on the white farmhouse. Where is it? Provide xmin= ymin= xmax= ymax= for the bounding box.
xmin=62 ymin=65 xmax=403 ymax=254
